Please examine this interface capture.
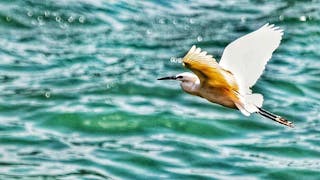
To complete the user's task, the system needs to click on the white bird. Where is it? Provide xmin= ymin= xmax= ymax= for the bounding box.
xmin=158 ymin=23 xmax=293 ymax=127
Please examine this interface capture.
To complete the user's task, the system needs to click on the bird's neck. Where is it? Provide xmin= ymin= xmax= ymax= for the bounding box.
xmin=180 ymin=79 xmax=200 ymax=95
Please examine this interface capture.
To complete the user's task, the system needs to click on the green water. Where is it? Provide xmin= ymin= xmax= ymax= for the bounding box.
xmin=1 ymin=0 xmax=320 ymax=179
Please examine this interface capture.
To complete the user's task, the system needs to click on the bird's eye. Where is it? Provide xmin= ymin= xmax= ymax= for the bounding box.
xmin=177 ymin=76 xmax=183 ymax=79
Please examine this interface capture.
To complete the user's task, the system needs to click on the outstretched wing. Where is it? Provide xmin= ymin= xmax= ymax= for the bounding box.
xmin=182 ymin=45 xmax=229 ymax=88
xmin=219 ymin=23 xmax=283 ymax=94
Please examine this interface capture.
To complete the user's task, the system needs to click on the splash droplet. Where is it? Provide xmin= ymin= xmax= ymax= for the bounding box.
xmin=37 ymin=16 xmax=44 ymax=25
xmin=31 ymin=20 xmax=37 ymax=26
xmin=27 ymin=11 xmax=33 ymax=17
xmin=279 ymin=15 xmax=284 ymax=21
xmin=6 ymin=16 xmax=11 ymax=22
xmin=299 ymin=16 xmax=306 ymax=22
xmin=172 ymin=19 xmax=177 ymax=25
xmin=241 ymin=16 xmax=246 ymax=23
xmin=44 ymin=11 xmax=50 ymax=17
xmin=189 ymin=18 xmax=194 ymax=24
xmin=197 ymin=36 xmax=203 ymax=42
xmin=79 ymin=16 xmax=85 ymax=23
xmin=68 ymin=16 xmax=74 ymax=23
xmin=159 ymin=18 xmax=165 ymax=24
xmin=55 ymin=16 xmax=61 ymax=23
xmin=37 ymin=16 xmax=43 ymax=21
xmin=60 ymin=23 xmax=68 ymax=29
xmin=45 ymin=92 xmax=51 ymax=98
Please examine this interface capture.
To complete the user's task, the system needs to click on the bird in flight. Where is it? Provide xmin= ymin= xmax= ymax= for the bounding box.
xmin=158 ymin=23 xmax=294 ymax=127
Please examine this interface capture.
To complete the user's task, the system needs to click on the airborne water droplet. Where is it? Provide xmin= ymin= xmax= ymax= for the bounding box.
xmin=44 ymin=11 xmax=50 ymax=17
xmin=60 ymin=23 xmax=67 ymax=29
xmin=6 ymin=16 xmax=11 ymax=22
xmin=189 ymin=18 xmax=194 ymax=24
xmin=68 ymin=16 xmax=74 ymax=23
xmin=45 ymin=92 xmax=51 ymax=98
xmin=172 ymin=19 xmax=177 ymax=25
xmin=299 ymin=15 xmax=306 ymax=22
xmin=27 ymin=11 xmax=33 ymax=17
xmin=79 ymin=16 xmax=85 ymax=23
xmin=279 ymin=15 xmax=284 ymax=21
xmin=241 ymin=16 xmax=246 ymax=23
xmin=37 ymin=16 xmax=44 ymax=26
xmin=56 ymin=16 xmax=61 ymax=23
xmin=159 ymin=18 xmax=165 ymax=24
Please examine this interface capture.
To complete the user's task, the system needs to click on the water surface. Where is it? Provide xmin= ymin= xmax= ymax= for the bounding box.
xmin=0 ymin=0 xmax=320 ymax=179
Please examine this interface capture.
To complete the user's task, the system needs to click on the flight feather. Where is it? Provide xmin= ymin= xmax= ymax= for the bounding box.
xmin=183 ymin=45 xmax=228 ymax=87
xmin=219 ymin=23 xmax=283 ymax=94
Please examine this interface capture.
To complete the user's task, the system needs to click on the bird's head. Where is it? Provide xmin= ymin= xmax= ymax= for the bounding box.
xmin=157 ymin=72 xmax=197 ymax=83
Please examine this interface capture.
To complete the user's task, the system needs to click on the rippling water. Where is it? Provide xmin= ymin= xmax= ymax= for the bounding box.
xmin=1 ymin=0 xmax=320 ymax=179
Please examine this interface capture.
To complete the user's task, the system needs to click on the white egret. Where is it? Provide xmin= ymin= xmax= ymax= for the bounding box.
xmin=158 ymin=23 xmax=293 ymax=127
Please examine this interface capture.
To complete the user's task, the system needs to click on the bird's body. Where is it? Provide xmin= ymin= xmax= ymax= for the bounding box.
xmin=179 ymin=71 xmax=238 ymax=109
xmin=200 ymin=69 xmax=240 ymax=109
xmin=158 ymin=23 xmax=294 ymax=127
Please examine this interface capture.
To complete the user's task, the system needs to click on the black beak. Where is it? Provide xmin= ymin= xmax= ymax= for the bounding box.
xmin=157 ymin=76 xmax=177 ymax=80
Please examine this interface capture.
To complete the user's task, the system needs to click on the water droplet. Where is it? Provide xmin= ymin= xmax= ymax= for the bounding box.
xmin=44 ymin=11 xmax=50 ymax=17
xmin=6 ymin=16 xmax=11 ymax=22
xmin=79 ymin=16 xmax=85 ymax=23
xmin=299 ymin=15 xmax=306 ymax=22
xmin=37 ymin=16 xmax=44 ymax=26
xmin=27 ymin=11 xmax=33 ymax=17
xmin=31 ymin=20 xmax=37 ymax=26
xmin=189 ymin=18 xmax=194 ymax=24
xmin=172 ymin=19 xmax=177 ymax=25
xmin=68 ymin=16 xmax=74 ymax=23
xmin=279 ymin=15 xmax=284 ymax=21
xmin=55 ymin=16 xmax=61 ymax=22
xmin=197 ymin=36 xmax=203 ymax=42
xmin=45 ymin=92 xmax=51 ymax=98
xmin=37 ymin=16 xmax=43 ymax=21
xmin=60 ymin=23 xmax=67 ymax=29
xmin=241 ymin=16 xmax=246 ymax=23
xmin=159 ymin=18 xmax=165 ymax=24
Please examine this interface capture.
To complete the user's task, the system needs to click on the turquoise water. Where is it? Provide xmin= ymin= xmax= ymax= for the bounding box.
xmin=1 ymin=0 xmax=320 ymax=179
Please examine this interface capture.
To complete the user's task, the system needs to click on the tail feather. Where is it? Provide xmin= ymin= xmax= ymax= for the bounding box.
xmin=257 ymin=108 xmax=294 ymax=128
xmin=234 ymin=93 xmax=263 ymax=116
xmin=245 ymin=93 xmax=263 ymax=108
xmin=234 ymin=92 xmax=293 ymax=127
